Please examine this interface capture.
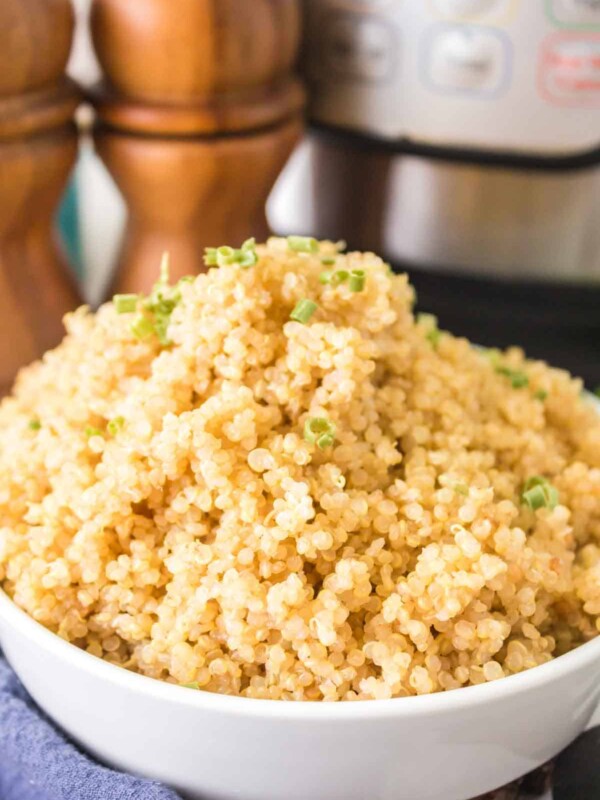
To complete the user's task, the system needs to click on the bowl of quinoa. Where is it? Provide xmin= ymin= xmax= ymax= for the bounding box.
xmin=0 ymin=236 xmax=599 ymax=702
xmin=0 ymin=236 xmax=600 ymax=799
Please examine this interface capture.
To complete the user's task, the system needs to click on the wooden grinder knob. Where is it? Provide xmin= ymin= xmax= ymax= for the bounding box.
xmin=0 ymin=0 xmax=81 ymax=393
xmin=90 ymin=0 xmax=305 ymax=293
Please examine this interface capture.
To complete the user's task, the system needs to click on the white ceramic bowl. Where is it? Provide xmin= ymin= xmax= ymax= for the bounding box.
xmin=0 ymin=588 xmax=599 ymax=800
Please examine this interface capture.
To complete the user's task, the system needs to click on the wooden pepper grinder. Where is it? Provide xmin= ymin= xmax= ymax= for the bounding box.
xmin=0 ymin=0 xmax=82 ymax=393
xmin=89 ymin=0 xmax=305 ymax=294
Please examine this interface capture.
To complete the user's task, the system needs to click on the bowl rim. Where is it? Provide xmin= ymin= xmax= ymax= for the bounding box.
xmin=1 ymin=585 xmax=600 ymax=720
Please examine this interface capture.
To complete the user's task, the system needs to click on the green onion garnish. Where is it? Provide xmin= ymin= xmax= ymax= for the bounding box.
xmin=321 ymin=257 xmax=336 ymax=266
xmin=203 ymin=239 xmax=257 ymax=269
xmin=113 ymin=294 xmax=139 ymax=314
xmin=128 ymin=253 xmax=186 ymax=346
xmin=131 ymin=315 xmax=155 ymax=340
xmin=331 ymin=270 xmax=349 ymax=286
xmin=534 ymin=389 xmax=548 ymax=401
xmin=521 ymin=476 xmax=559 ymax=511
xmin=594 ymin=386 xmax=600 ymax=398
xmin=484 ymin=348 xmax=502 ymax=366
xmin=287 ymin=235 xmax=318 ymax=254
xmin=182 ymin=682 xmax=200 ymax=690
xmin=417 ymin=313 xmax=441 ymax=348
xmin=28 ymin=419 xmax=41 ymax=431
xmin=428 ymin=330 xmax=441 ymax=347
xmin=214 ymin=246 xmax=235 ymax=265
xmin=85 ymin=426 xmax=103 ymax=439
xmin=320 ymin=269 xmax=355 ymax=287
xmin=290 ymin=299 xmax=318 ymax=324
xmin=204 ymin=248 xmax=218 ymax=266
xmin=237 ymin=239 xmax=259 ymax=268
xmin=454 ymin=483 xmax=469 ymax=496
xmin=303 ymin=417 xmax=336 ymax=449
xmin=107 ymin=416 xmax=125 ymax=436
xmin=153 ymin=315 xmax=170 ymax=346
xmin=495 ymin=365 xmax=529 ymax=389
xmin=348 ymin=270 xmax=366 ymax=293
xmin=159 ymin=252 xmax=170 ymax=283
xmin=486 ymin=351 xmax=529 ymax=388
xmin=510 ymin=372 xmax=529 ymax=389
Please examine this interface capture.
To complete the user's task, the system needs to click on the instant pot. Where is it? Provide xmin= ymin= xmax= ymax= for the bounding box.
xmin=269 ymin=0 xmax=600 ymax=383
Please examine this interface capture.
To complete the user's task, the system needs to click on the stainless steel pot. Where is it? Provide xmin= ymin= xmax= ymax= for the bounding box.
xmin=269 ymin=0 xmax=600 ymax=283
xmin=268 ymin=131 xmax=600 ymax=282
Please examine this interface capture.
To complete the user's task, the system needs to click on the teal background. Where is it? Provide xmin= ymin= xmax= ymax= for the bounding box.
xmin=57 ymin=173 xmax=84 ymax=279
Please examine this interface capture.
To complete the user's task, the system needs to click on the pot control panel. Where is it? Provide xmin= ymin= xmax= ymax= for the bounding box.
xmin=303 ymin=0 xmax=600 ymax=155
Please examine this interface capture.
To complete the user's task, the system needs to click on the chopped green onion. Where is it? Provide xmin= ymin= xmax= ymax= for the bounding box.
xmin=510 ymin=372 xmax=529 ymax=389
xmin=417 ymin=313 xmax=441 ymax=348
xmin=217 ymin=246 xmax=238 ymax=265
xmin=454 ymin=483 xmax=469 ymax=496
xmin=204 ymin=247 xmax=218 ymax=266
xmin=158 ymin=252 xmax=170 ymax=283
xmin=488 ymin=352 xmax=529 ymax=389
xmin=534 ymin=389 xmax=548 ymax=401
xmin=107 ymin=416 xmax=125 ymax=436
xmin=28 ymin=419 xmax=41 ymax=431
xmin=321 ymin=256 xmax=336 ymax=266
xmin=204 ymin=239 xmax=257 ymax=269
xmin=126 ymin=255 xmax=185 ymax=345
xmin=331 ymin=270 xmax=349 ymax=286
xmin=238 ymin=252 xmax=258 ymax=269
xmin=484 ymin=348 xmax=502 ymax=367
xmin=594 ymin=386 xmax=600 ymax=398
xmin=113 ymin=294 xmax=139 ymax=314
xmin=521 ymin=476 xmax=559 ymax=511
xmin=319 ymin=268 xmax=356 ymax=287
xmin=348 ymin=270 xmax=366 ymax=293
xmin=217 ymin=245 xmax=235 ymax=259
xmin=427 ymin=330 xmax=441 ymax=347
xmin=495 ymin=365 xmax=529 ymax=389
xmin=303 ymin=417 xmax=336 ymax=449
xmin=287 ymin=235 xmax=318 ymax=254
xmin=153 ymin=315 xmax=171 ymax=346
xmin=238 ymin=240 xmax=259 ymax=268
xmin=182 ymin=682 xmax=200 ymax=690
xmin=131 ymin=314 xmax=155 ymax=340
xmin=85 ymin=426 xmax=103 ymax=439
xmin=290 ymin=299 xmax=318 ymax=324
xmin=523 ymin=485 xmax=547 ymax=510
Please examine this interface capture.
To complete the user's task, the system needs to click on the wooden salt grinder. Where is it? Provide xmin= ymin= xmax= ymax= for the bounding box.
xmin=0 ymin=0 xmax=82 ymax=394
xmin=89 ymin=0 xmax=305 ymax=294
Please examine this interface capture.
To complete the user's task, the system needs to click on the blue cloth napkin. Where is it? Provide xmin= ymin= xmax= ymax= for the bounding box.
xmin=0 ymin=656 xmax=181 ymax=800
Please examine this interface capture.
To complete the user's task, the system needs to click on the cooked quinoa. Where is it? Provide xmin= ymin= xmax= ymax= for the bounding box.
xmin=1 ymin=237 xmax=599 ymax=701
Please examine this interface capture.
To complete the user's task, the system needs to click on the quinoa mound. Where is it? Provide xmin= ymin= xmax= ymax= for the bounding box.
xmin=1 ymin=238 xmax=599 ymax=701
